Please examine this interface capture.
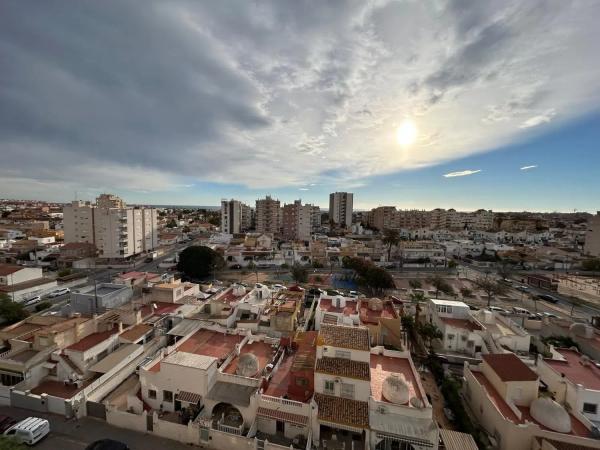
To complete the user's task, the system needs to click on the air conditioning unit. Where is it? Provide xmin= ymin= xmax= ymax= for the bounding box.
xmin=377 ymin=406 xmax=386 ymax=414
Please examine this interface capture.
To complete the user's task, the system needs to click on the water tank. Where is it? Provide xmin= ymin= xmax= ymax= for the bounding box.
xmin=236 ymin=353 xmax=260 ymax=378
xmin=529 ymin=397 xmax=571 ymax=433
xmin=382 ymin=374 xmax=410 ymax=405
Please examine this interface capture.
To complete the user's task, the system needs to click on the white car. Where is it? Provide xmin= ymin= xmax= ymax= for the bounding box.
xmin=4 ymin=417 xmax=50 ymax=445
xmin=47 ymin=288 xmax=70 ymax=298
xmin=24 ymin=295 xmax=42 ymax=306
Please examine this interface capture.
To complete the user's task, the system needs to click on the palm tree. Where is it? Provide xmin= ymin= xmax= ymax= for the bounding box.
xmin=410 ymin=291 xmax=426 ymax=325
xmin=382 ymin=228 xmax=400 ymax=263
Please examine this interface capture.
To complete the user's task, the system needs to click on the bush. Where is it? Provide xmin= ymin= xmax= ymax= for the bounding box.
xmin=35 ymin=302 xmax=52 ymax=312
xmin=0 ymin=294 xmax=29 ymax=324
xmin=57 ymin=269 xmax=71 ymax=277
xmin=460 ymin=287 xmax=473 ymax=298
xmin=177 ymin=246 xmax=224 ymax=279
xmin=312 ymin=261 xmax=324 ymax=269
xmin=409 ymin=279 xmax=422 ymax=289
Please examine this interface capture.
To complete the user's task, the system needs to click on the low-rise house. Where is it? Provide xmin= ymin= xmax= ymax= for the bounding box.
xmin=474 ymin=309 xmax=531 ymax=354
xmin=315 ymin=295 xmax=359 ymax=330
xmin=358 ymin=298 xmax=402 ymax=348
xmin=465 ymin=353 xmax=597 ymax=450
xmin=427 ymin=299 xmax=485 ymax=356
xmin=71 ymin=283 xmax=133 ymax=315
xmin=0 ymin=264 xmax=57 ymax=302
xmin=538 ymin=348 xmax=600 ymax=427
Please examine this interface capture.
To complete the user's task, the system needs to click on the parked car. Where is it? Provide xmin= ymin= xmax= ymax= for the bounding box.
xmin=3 ymin=417 xmax=50 ymax=445
xmin=512 ymin=306 xmax=531 ymax=316
xmin=543 ymin=312 xmax=559 ymax=319
xmin=24 ymin=295 xmax=42 ymax=306
xmin=489 ymin=306 xmax=507 ymax=313
xmin=230 ymin=264 xmax=242 ymax=269
xmin=537 ymin=293 xmax=559 ymax=304
xmin=515 ymin=285 xmax=530 ymax=293
xmin=0 ymin=415 xmax=17 ymax=433
xmin=85 ymin=439 xmax=129 ymax=450
xmin=47 ymin=288 xmax=70 ymax=298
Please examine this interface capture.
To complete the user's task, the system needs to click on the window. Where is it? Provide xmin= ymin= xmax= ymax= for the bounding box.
xmin=446 ymin=334 xmax=454 ymax=340
xmin=148 ymin=389 xmax=157 ymax=399
xmin=335 ymin=350 xmax=351 ymax=359
xmin=583 ymin=403 xmax=597 ymax=414
xmin=163 ymin=390 xmax=173 ymax=402
xmin=324 ymin=380 xmax=335 ymax=395
xmin=340 ymin=383 xmax=355 ymax=399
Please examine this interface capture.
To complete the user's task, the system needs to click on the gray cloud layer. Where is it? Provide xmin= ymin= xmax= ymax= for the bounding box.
xmin=1 ymin=0 xmax=600 ymax=199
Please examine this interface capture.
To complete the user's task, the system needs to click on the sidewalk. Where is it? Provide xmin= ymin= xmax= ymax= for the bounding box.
xmin=0 ymin=406 xmax=193 ymax=450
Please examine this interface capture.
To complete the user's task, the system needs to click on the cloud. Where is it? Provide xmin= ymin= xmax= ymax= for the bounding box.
xmin=299 ymin=188 xmax=309 ymax=191
xmin=1 ymin=1 xmax=599 ymax=198
xmin=520 ymin=165 xmax=538 ymax=171
xmin=443 ymin=170 xmax=482 ymax=178
xmin=520 ymin=109 xmax=557 ymax=129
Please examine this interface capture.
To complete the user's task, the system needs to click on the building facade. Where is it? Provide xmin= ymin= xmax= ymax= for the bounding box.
xmin=255 ymin=196 xmax=281 ymax=235
xmin=63 ymin=194 xmax=158 ymax=259
xmin=282 ymin=200 xmax=312 ymax=241
xmin=329 ymin=192 xmax=353 ymax=227
xmin=584 ymin=212 xmax=600 ymax=257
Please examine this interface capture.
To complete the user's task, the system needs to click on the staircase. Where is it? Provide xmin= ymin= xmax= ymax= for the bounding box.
xmin=54 ymin=352 xmax=84 ymax=378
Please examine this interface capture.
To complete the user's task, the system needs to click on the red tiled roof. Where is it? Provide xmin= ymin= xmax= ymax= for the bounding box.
xmin=543 ymin=348 xmax=600 ymax=391
xmin=0 ymin=264 xmax=24 ymax=276
xmin=120 ymin=324 xmax=152 ymax=342
xmin=257 ymin=407 xmax=308 ymax=426
xmin=315 ymin=357 xmax=370 ymax=380
xmin=177 ymin=329 xmax=243 ymax=358
xmin=482 ymin=353 xmax=537 ymax=382
xmin=67 ymin=329 xmax=117 ymax=352
xmin=314 ymin=393 xmax=369 ymax=428
xmin=140 ymin=302 xmax=180 ymax=318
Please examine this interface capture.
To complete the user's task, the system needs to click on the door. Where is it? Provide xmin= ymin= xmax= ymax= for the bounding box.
xmin=175 ymin=400 xmax=181 ymax=411
xmin=276 ymin=420 xmax=284 ymax=434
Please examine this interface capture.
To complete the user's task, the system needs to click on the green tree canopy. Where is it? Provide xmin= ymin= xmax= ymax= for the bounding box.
xmin=382 ymin=228 xmax=400 ymax=261
xmin=177 ymin=246 xmax=224 ymax=279
xmin=0 ymin=293 xmax=29 ymax=325
xmin=291 ymin=264 xmax=308 ymax=283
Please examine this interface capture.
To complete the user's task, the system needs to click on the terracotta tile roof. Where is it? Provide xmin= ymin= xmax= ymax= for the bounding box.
xmin=119 ymin=323 xmax=152 ymax=342
xmin=319 ymin=324 xmax=369 ymax=351
xmin=257 ymin=407 xmax=308 ymax=426
xmin=482 ymin=353 xmax=538 ymax=382
xmin=66 ymin=329 xmax=117 ymax=352
xmin=0 ymin=264 xmax=23 ymax=276
xmin=315 ymin=357 xmax=370 ymax=380
xmin=314 ymin=393 xmax=369 ymax=428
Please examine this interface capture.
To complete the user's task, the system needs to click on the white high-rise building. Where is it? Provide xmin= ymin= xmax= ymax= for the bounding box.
xmin=221 ymin=199 xmax=242 ymax=234
xmin=256 ymin=195 xmax=281 ymax=235
xmin=329 ymin=192 xmax=353 ymax=227
xmin=585 ymin=212 xmax=600 ymax=257
xmin=63 ymin=194 xmax=158 ymax=259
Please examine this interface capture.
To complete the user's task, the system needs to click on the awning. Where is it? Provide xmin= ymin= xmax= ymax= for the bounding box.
xmin=176 ymin=390 xmax=202 ymax=404
xmin=257 ymin=407 xmax=308 ymax=426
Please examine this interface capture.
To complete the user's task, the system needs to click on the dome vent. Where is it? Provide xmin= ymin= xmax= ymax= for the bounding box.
xmin=410 ymin=396 xmax=424 ymax=409
xmin=529 ymin=397 xmax=571 ymax=433
xmin=369 ymin=298 xmax=384 ymax=311
xmin=236 ymin=353 xmax=259 ymax=378
xmin=382 ymin=374 xmax=410 ymax=405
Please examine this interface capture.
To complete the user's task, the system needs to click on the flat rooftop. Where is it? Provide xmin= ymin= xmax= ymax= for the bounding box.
xmin=31 ymin=377 xmax=98 ymax=399
xmin=359 ymin=301 xmax=398 ymax=324
xmin=223 ymin=341 xmax=276 ymax=377
xmin=544 ymin=348 xmax=600 ymax=391
xmin=177 ymin=329 xmax=243 ymax=359
xmin=319 ymin=298 xmax=357 ymax=316
xmin=370 ymin=353 xmax=423 ymax=405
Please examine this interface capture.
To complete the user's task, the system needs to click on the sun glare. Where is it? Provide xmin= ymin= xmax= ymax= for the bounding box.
xmin=396 ymin=120 xmax=417 ymax=146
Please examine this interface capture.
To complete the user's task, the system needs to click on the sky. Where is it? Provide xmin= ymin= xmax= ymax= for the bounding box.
xmin=1 ymin=0 xmax=600 ymax=212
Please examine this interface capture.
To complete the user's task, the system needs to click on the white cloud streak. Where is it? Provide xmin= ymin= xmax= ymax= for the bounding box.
xmin=443 ymin=170 xmax=482 ymax=178
xmin=520 ymin=165 xmax=538 ymax=171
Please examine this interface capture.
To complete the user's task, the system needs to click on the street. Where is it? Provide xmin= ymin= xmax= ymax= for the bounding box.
xmin=0 ymin=406 xmax=191 ymax=450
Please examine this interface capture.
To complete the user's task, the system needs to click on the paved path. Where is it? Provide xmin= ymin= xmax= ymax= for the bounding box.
xmin=0 ymin=406 xmax=193 ymax=450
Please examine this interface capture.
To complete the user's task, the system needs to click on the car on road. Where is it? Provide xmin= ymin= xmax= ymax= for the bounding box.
xmin=85 ymin=439 xmax=129 ymax=450
xmin=537 ymin=293 xmax=559 ymax=304
xmin=515 ymin=285 xmax=530 ymax=293
xmin=3 ymin=417 xmax=50 ymax=445
xmin=24 ymin=295 xmax=42 ymax=306
xmin=488 ymin=306 xmax=507 ymax=313
xmin=501 ymin=278 xmax=513 ymax=285
xmin=512 ymin=306 xmax=531 ymax=316
xmin=468 ymin=305 xmax=479 ymax=311
xmin=230 ymin=264 xmax=242 ymax=269
xmin=47 ymin=288 xmax=70 ymax=298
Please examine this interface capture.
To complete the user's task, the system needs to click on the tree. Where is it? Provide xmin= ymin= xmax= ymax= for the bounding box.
xmin=417 ymin=322 xmax=443 ymax=348
xmin=568 ymin=296 xmax=584 ymax=317
xmin=448 ymin=259 xmax=458 ymax=269
xmin=57 ymin=268 xmax=72 ymax=278
xmin=497 ymin=259 xmax=516 ymax=280
xmin=382 ymin=228 xmax=400 ymax=261
xmin=177 ymin=246 xmax=224 ymax=279
xmin=166 ymin=219 xmax=177 ymax=228
xmin=409 ymin=279 xmax=422 ymax=290
xmin=410 ymin=291 xmax=426 ymax=324
xmin=427 ymin=274 xmax=454 ymax=299
xmin=581 ymin=258 xmax=600 ymax=272
xmin=182 ymin=225 xmax=191 ymax=233
xmin=473 ymin=273 xmax=508 ymax=308
xmin=460 ymin=287 xmax=473 ymax=298
xmin=291 ymin=264 xmax=308 ymax=283
xmin=361 ymin=266 xmax=395 ymax=295
xmin=0 ymin=294 xmax=29 ymax=324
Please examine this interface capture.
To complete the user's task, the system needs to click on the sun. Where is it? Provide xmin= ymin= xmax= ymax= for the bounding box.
xmin=396 ymin=120 xmax=418 ymax=146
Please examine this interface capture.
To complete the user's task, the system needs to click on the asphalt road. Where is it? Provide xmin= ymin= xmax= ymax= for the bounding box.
xmin=0 ymin=406 xmax=191 ymax=450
